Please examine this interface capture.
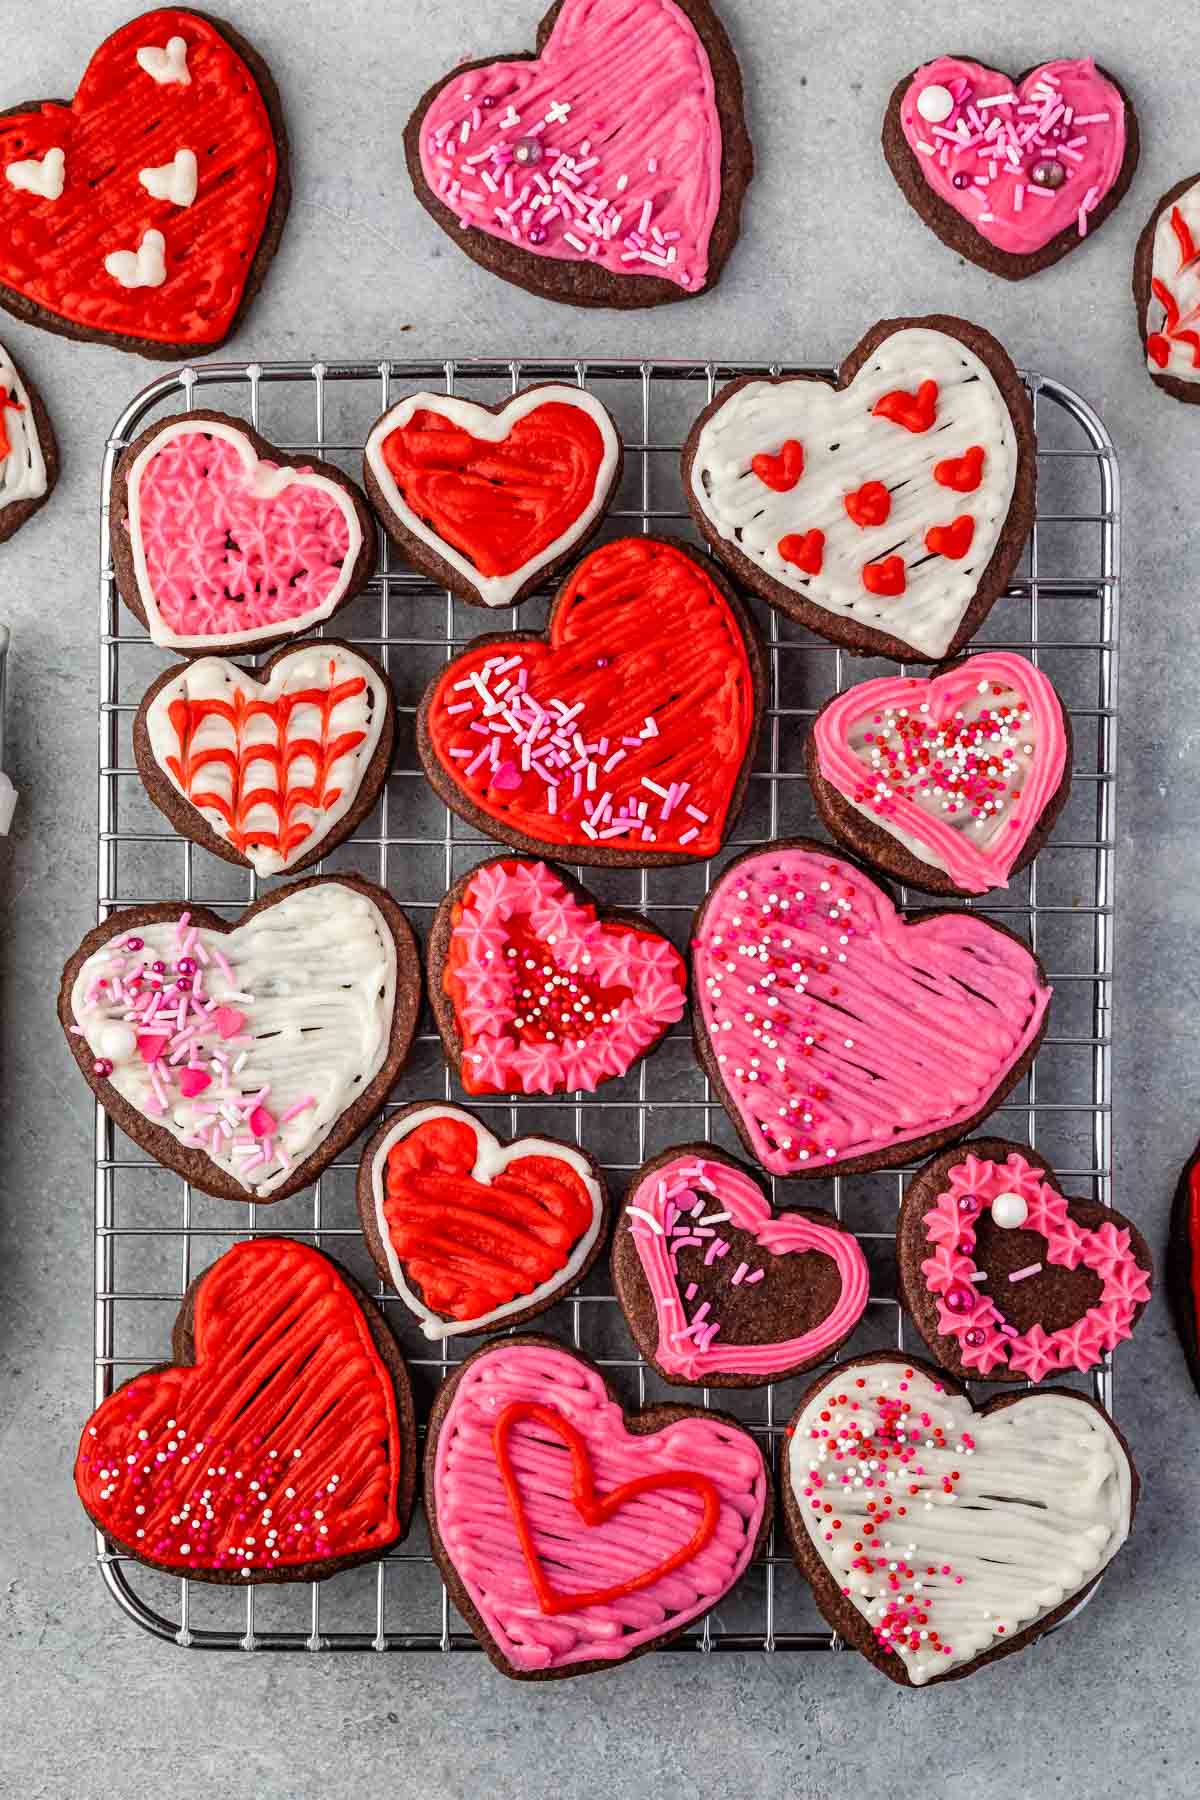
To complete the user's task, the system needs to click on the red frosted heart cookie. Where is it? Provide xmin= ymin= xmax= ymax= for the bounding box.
xmin=364 ymin=385 xmax=622 ymax=608
xmin=358 ymin=1102 xmax=608 ymax=1338
xmin=0 ymin=10 xmax=289 ymax=356
xmin=419 ymin=535 xmax=764 ymax=866
xmin=429 ymin=856 xmax=687 ymax=1096
xmin=75 ymin=1239 xmax=417 ymax=1583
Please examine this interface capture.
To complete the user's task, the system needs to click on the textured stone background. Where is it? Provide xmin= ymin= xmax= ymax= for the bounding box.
xmin=0 ymin=3 xmax=1195 ymax=1796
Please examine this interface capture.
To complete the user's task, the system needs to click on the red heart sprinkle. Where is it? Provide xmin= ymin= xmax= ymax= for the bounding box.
xmin=778 ymin=529 xmax=825 ymax=575
xmin=751 ymin=438 xmax=804 ymax=491
xmin=843 ymin=480 xmax=891 ymax=528
xmin=249 ymin=1105 xmax=277 ymax=1139
xmin=178 ymin=1067 xmax=212 ymax=1099
xmin=925 ymin=516 xmax=976 ymax=561
xmin=212 ymin=1006 xmax=246 ymax=1040
xmin=933 ymin=444 xmax=986 ymax=492
xmin=873 ymin=380 xmax=939 ymax=434
xmin=137 ymin=1032 xmax=170 ymax=1062
xmin=862 ymin=555 xmax=906 ymax=596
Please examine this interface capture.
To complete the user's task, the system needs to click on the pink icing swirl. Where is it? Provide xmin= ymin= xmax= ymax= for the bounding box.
xmin=921 ymin=1150 xmax=1151 ymax=1377
xmin=692 ymin=843 xmax=1051 ymax=1176
xmin=627 ymin=1154 xmax=869 ymax=1379
xmin=416 ymin=0 xmax=723 ymax=291
xmin=432 ymin=1341 xmax=768 ymax=1671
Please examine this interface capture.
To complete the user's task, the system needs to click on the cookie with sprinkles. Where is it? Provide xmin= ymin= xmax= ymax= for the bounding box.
xmin=428 ymin=854 xmax=687 ymax=1098
xmin=897 ymin=1138 xmax=1152 ymax=1384
xmin=0 ymin=335 xmax=57 ymax=542
xmin=416 ymin=535 xmax=765 ymax=866
xmin=58 ymin=874 xmax=421 ymax=1204
xmin=1168 ymin=1139 xmax=1200 ymax=1399
xmin=76 ymin=1238 xmax=417 ymax=1585
xmin=782 ymin=1352 xmax=1137 ymax=1684
xmin=1133 ymin=172 xmax=1200 ymax=403
xmin=612 ymin=1141 xmax=869 ymax=1388
xmin=805 ymin=653 xmax=1072 ymax=898
xmin=883 ymin=57 xmax=1139 ymax=280
xmin=689 ymin=838 xmax=1052 ymax=1179
xmin=403 ymin=0 xmax=753 ymax=308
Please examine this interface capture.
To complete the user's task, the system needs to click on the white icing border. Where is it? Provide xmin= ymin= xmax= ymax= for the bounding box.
xmin=369 ymin=1102 xmax=604 ymax=1338
xmin=0 ymin=339 xmax=47 ymax=508
xmin=364 ymin=386 xmax=620 ymax=607
xmin=125 ymin=419 xmax=365 ymax=650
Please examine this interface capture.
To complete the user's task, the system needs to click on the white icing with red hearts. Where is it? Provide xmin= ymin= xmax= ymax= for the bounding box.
xmin=1145 ymin=177 xmax=1200 ymax=383
xmin=0 ymin=340 xmax=48 ymax=508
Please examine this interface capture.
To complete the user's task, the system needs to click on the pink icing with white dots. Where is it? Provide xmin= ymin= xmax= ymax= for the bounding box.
xmin=417 ymin=0 xmax=723 ymax=290
xmin=921 ymin=1150 xmax=1151 ymax=1379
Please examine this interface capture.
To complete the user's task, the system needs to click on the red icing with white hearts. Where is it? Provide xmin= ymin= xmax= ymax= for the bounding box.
xmin=899 ymin=57 xmax=1126 ymax=256
xmin=0 ymin=10 xmax=279 ymax=348
xmin=443 ymin=858 xmax=686 ymax=1095
xmin=921 ymin=1151 xmax=1151 ymax=1379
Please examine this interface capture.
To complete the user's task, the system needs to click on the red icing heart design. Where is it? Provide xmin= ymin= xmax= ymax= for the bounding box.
xmin=863 ymin=554 xmax=906 ymax=596
xmin=0 ymin=11 xmax=284 ymax=353
xmin=844 ymin=480 xmax=891 ymax=528
xmin=435 ymin=857 xmax=687 ymax=1096
xmin=752 ymin=439 xmax=804 ymax=490
xmin=779 ymin=529 xmax=825 ymax=574
xmin=934 ymin=445 xmax=986 ymax=492
xmin=873 ymin=380 xmax=938 ymax=433
xmin=75 ymin=1239 xmax=412 ymax=1579
xmin=421 ymin=537 xmax=762 ymax=864
xmin=925 ymin=515 xmax=975 ymax=560
xmin=361 ymin=1103 xmax=605 ymax=1338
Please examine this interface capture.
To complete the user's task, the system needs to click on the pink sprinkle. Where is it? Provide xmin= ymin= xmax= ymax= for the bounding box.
xmin=177 ymin=1067 xmax=212 ymax=1099
xmin=731 ymin=1261 xmax=749 ymax=1286
xmin=703 ymin=1240 xmax=723 ymax=1266
xmin=692 ymin=1300 xmax=711 ymax=1326
xmin=212 ymin=950 xmax=235 ymax=983
xmin=744 ymin=1269 xmax=765 ymax=1285
xmin=491 ymin=760 xmax=522 ymax=791
xmin=137 ymin=1032 xmax=169 ymax=1062
xmin=248 ymin=1105 xmax=277 ymax=1140
xmin=278 ymin=1095 xmax=317 ymax=1125
xmin=212 ymin=1006 xmax=246 ymax=1040
xmin=684 ymin=1282 xmax=698 ymax=1301
xmin=1008 ymin=1262 xmax=1043 ymax=1284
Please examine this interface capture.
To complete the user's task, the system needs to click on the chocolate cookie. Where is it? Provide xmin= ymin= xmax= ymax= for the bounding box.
xmin=1133 ymin=172 xmax=1200 ymax=402
xmin=1168 ymin=1140 xmax=1200 ymax=1398
xmin=110 ymin=409 xmax=377 ymax=654
xmin=0 ymin=9 xmax=291 ymax=357
xmin=805 ymin=651 xmax=1072 ymax=898
xmin=0 ymin=336 xmax=56 ymax=541
xmin=76 ymin=1238 xmax=417 ymax=1584
xmin=416 ymin=535 xmax=765 ymax=866
xmin=883 ymin=57 xmax=1138 ymax=280
xmin=425 ymin=1333 xmax=772 ymax=1678
xmin=611 ymin=1141 xmax=868 ymax=1388
xmin=133 ymin=639 xmax=396 ymax=878
xmin=683 ymin=314 xmax=1036 ymax=663
xmin=403 ymin=0 xmax=753 ymax=308
xmin=897 ymin=1138 xmax=1152 ymax=1382
xmin=59 ymin=873 xmax=420 ymax=1205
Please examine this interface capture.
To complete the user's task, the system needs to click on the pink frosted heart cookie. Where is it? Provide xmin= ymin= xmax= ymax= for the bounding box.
xmin=885 ymin=57 xmax=1138 ymax=278
xmin=403 ymin=0 xmax=753 ymax=308
xmin=690 ymin=839 xmax=1051 ymax=1178
xmin=806 ymin=652 xmax=1071 ymax=897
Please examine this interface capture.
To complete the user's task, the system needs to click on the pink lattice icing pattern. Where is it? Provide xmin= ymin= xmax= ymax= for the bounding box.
xmin=445 ymin=858 xmax=687 ymax=1095
xmin=692 ymin=844 xmax=1051 ymax=1175
xmin=920 ymin=1151 xmax=1151 ymax=1379
xmin=128 ymin=424 xmax=359 ymax=646
xmin=417 ymin=0 xmax=723 ymax=291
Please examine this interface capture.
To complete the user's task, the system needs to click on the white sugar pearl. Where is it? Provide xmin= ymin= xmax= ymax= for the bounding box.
xmin=916 ymin=83 xmax=954 ymax=124
xmin=991 ymin=1190 xmax=1029 ymax=1230
xmin=97 ymin=1022 xmax=137 ymax=1061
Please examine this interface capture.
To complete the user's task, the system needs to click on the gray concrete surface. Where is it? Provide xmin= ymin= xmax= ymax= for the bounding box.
xmin=1 ymin=3 xmax=1196 ymax=1796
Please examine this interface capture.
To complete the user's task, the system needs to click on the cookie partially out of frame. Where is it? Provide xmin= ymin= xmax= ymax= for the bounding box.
xmin=416 ymin=535 xmax=765 ymax=867
xmin=883 ymin=56 xmax=1139 ymax=281
xmin=133 ymin=639 xmax=396 ymax=879
xmin=1169 ymin=1140 xmax=1200 ymax=1399
xmin=59 ymin=873 xmax=420 ymax=1205
xmin=0 ymin=336 xmax=57 ymax=542
xmin=110 ymin=409 xmax=377 ymax=655
xmin=403 ymin=0 xmax=753 ymax=309
xmin=897 ymin=1137 xmax=1152 ymax=1383
xmin=782 ymin=1352 xmax=1137 ymax=1686
xmin=76 ymin=1238 xmax=417 ymax=1584
xmin=0 ymin=9 xmax=291 ymax=358
xmin=363 ymin=383 xmax=623 ymax=609
xmin=428 ymin=853 xmax=687 ymax=1098
xmin=683 ymin=314 xmax=1036 ymax=664
xmin=1133 ymin=172 xmax=1200 ymax=402
xmin=805 ymin=651 xmax=1073 ymax=898
xmin=425 ymin=1332 xmax=772 ymax=1678
xmin=357 ymin=1100 xmax=610 ymax=1339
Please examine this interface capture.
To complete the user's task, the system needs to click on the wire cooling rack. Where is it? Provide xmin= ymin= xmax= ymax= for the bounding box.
xmin=91 ymin=354 xmax=1119 ymax=1655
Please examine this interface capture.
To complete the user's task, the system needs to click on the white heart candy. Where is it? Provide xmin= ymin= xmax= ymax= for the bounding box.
xmin=105 ymin=228 xmax=166 ymax=290
xmin=139 ymin=148 xmax=198 ymax=208
xmin=136 ymin=36 xmax=190 ymax=85
xmin=5 ymin=146 xmax=65 ymax=200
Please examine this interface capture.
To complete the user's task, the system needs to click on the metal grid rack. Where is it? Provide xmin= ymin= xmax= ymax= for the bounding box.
xmin=91 ymin=354 xmax=1120 ymax=1654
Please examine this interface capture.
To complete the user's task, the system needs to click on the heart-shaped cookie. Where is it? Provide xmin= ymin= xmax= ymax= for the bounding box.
xmin=59 ymin=874 xmax=420 ymax=1203
xmin=364 ymin=385 xmax=622 ymax=608
xmin=76 ymin=1239 xmax=417 ymax=1583
xmin=1134 ymin=172 xmax=1200 ymax=404
xmin=112 ymin=410 xmax=376 ymax=653
xmin=404 ymin=0 xmax=752 ymax=308
xmin=426 ymin=1335 xmax=771 ymax=1678
xmin=419 ymin=536 xmax=764 ymax=865
xmin=0 ymin=10 xmax=289 ymax=356
xmin=684 ymin=316 xmax=1035 ymax=662
xmin=690 ymin=839 xmax=1051 ymax=1178
xmin=885 ymin=58 xmax=1137 ymax=279
xmin=0 ymin=335 xmax=57 ymax=542
xmin=358 ymin=1101 xmax=608 ymax=1338
xmin=898 ymin=1139 xmax=1152 ymax=1381
xmin=806 ymin=652 xmax=1071 ymax=897
xmin=783 ymin=1353 xmax=1136 ymax=1685
xmin=430 ymin=856 xmax=687 ymax=1095
xmin=134 ymin=641 xmax=395 ymax=878
xmin=1169 ymin=1140 xmax=1200 ymax=1398
xmin=612 ymin=1143 xmax=868 ymax=1386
